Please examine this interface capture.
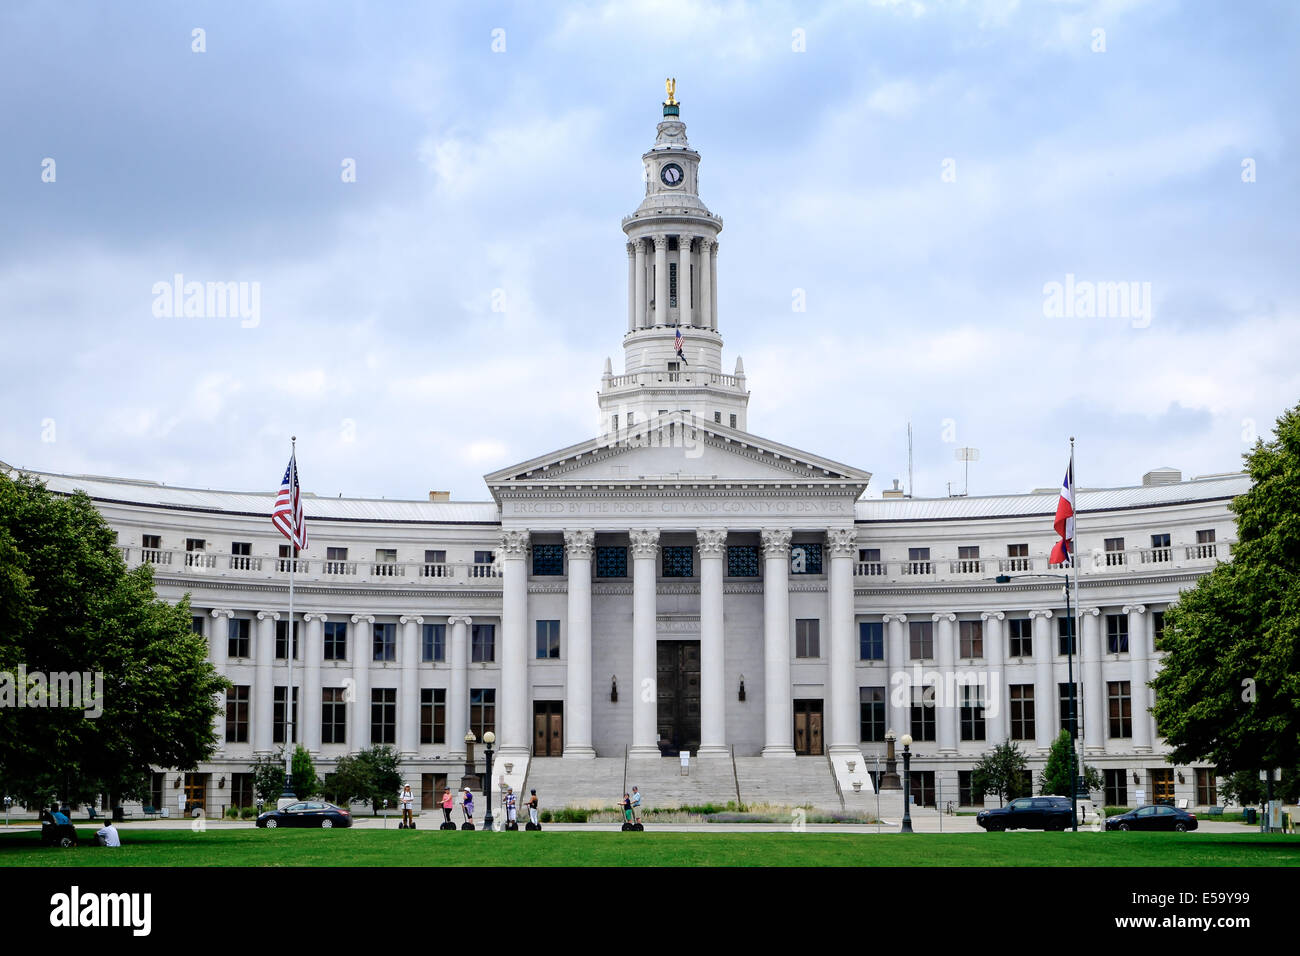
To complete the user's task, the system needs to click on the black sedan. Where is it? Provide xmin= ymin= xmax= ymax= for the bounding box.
xmin=1106 ymin=805 xmax=1198 ymax=832
xmin=256 ymin=801 xmax=352 ymax=829
xmin=977 ymin=796 xmax=1077 ymax=831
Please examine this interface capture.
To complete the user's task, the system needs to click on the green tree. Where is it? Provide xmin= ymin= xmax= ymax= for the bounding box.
xmin=290 ymin=745 xmax=320 ymax=800
xmin=0 ymin=473 xmax=228 ymax=808
xmin=1151 ymin=402 xmax=1300 ymax=777
xmin=250 ymin=746 xmax=320 ymax=804
xmin=971 ymin=740 xmax=1029 ymax=806
xmin=322 ymin=746 xmax=402 ymax=812
xmin=1038 ymin=729 xmax=1103 ymax=796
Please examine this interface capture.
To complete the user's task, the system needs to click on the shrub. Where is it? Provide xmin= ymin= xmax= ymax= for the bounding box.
xmin=239 ymin=806 xmax=257 ymax=820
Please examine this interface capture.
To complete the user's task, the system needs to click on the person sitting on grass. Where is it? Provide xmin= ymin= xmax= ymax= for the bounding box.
xmin=95 ymin=821 xmax=121 ymax=847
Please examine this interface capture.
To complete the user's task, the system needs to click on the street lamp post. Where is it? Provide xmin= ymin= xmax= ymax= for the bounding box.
xmin=900 ymin=734 xmax=914 ymax=834
xmin=483 ymin=731 xmax=496 ymax=832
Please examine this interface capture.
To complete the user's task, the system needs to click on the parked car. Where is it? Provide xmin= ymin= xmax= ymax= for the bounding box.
xmin=977 ymin=796 xmax=1077 ymax=831
xmin=256 ymin=801 xmax=352 ymax=829
xmin=1105 ymin=804 xmax=1198 ymax=832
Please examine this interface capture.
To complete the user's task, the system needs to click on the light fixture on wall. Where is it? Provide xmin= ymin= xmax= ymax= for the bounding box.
xmin=173 ymin=777 xmax=181 ymax=789
xmin=610 ymin=676 xmax=619 ymax=703
xmin=1177 ymin=771 xmax=1185 ymax=784
xmin=738 ymin=675 xmax=746 ymax=702
xmin=1132 ymin=772 xmax=1140 ymax=785
xmin=218 ymin=776 xmax=226 ymax=790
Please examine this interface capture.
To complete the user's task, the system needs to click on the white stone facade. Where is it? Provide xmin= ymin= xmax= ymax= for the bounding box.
xmin=18 ymin=94 xmax=1243 ymax=814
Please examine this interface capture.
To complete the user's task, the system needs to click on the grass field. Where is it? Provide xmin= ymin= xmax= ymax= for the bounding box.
xmin=1 ymin=828 xmax=1296 ymax=867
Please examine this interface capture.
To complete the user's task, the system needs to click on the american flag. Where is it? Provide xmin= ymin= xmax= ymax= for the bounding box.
xmin=674 ymin=327 xmax=688 ymax=364
xmin=1049 ymin=455 xmax=1075 ymax=566
xmin=272 ymin=453 xmax=308 ymax=551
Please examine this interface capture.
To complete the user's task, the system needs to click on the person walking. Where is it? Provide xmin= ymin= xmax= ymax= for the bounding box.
xmin=630 ymin=786 xmax=643 ymax=826
xmin=399 ymin=784 xmax=414 ymax=828
xmin=462 ymin=787 xmax=475 ymax=827
xmin=441 ymin=787 xmax=454 ymax=826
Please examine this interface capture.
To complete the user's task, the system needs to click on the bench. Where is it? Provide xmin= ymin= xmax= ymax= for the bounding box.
xmin=1206 ymin=806 xmax=1224 ymax=817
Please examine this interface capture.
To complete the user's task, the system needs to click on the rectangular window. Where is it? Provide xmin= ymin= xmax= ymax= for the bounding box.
xmin=858 ymin=621 xmax=884 ymax=661
xmin=859 ymin=686 xmax=886 ymax=742
xmin=231 ymin=773 xmax=255 ymax=809
xmin=726 ymin=545 xmax=759 ymax=577
xmin=191 ymin=615 xmax=204 ymax=635
xmin=906 ymin=547 xmax=932 ymax=575
xmin=421 ymin=688 xmax=446 ymax=745
xmin=1057 ymin=615 xmax=1077 ymax=655
xmin=959 ymin=620 xmax=983 ymax=659
xmin=910 ymin=687 xmax=936 ymax=742
xmin=472 ymin=624 xmax=496 ymax=663
xmin=1107 ymin=681 xmax=1132 ymax=738
xmin=424 ymin=549 xmax=446 ymax=564
xmin=532 ymin=544 xmax=564 ymax=576
xmin=231 ymin=541 xmax=253 ymax=570
xmin=1007 ymin=618 xmax=1032 ymax=657
xmin=371 ymin=688 xmax=397 ymax=744
xmin=908 ymin=620 xmax=933 ymax=660
xmin=323 ymin=621 xmax=348 ymax=661
xmin=272 ymin=686 xmax=299 ymax=744
xmin=225 ymin=686 xmax=250 ymax=743
xmin=1152 ymin=610 xmax=1165 ymax=644
xmin=1195 ymin=768 xmax=1217 ymax=806
xmin=470 ymin=688 xmax=496 ymax=738
xmin=372 ymin=622 xmax=397 ymax=662
xmin=275 ymin=620 xmax=300 ymax=660
xmin=321 ymin=688 xmax=347 ymax=744
xmin=858 ymin=548 xmax=882 ymax=575
xmin=729 ymin=414 xmax=737 ymax=428
xmin=795 ymin=619 xmax=821 ymax=658
xmin=958 ymin=770 xmax=975 ymax=807
xmin=910 ymin=770 xmax=936 ymax=808
xmin=662 ymin=545 xmax=694 ymax=577
xmin=1104 ymin=537 xmax=1126 ymax=566
xmin=422 ymin=623 xmax=446 ymax=662
xmin=790 ymin=543 xmax=822 ymax=574
xmin=227 ymin=618 xmax=251 ymax=658
xmin=956 ymin=545 xmax=980 ymax=573
xmin=1106 ymin=614 xmax=1129 ymax=653
xmin=278 ymin=543 xmax=301 ymax=573
xmin=714 ymin=411 xmax=722 ymax=424
xmin=595 ymin=546 xmax=628 ymax=578
xmin=1009 ymin=684 xmax=1035 ymax=741
xmin=1105 ymin=768 xmax=1128 ymax=806
xmin=1006 ymin=542 xmax=1029 ymax=571
xmin=325 ymin=546 xmax=349 ymax=574
xmin=669 ymin=261 xmax=678 ymax=308
xmin=474 ymin=550 xmax=495 ymax=564
xmin=960 ymin=685 xmax=986 ymax=741
xmin=535 ymin=620 xmax=561 ymax=659
xmin=1149 ymin=532 xmax=1171 ymax=562
xmin=1193 ymin=529 xmax=1217 ymax=559
xmin=142 ymin=533 xmax=161 ymax=550
xmin=1058 ymin=682 xmax=1081 ymax=735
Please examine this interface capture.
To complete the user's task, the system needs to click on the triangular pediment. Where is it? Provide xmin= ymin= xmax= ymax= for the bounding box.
xmin=485 ymin=413 xmax=871 ymax=496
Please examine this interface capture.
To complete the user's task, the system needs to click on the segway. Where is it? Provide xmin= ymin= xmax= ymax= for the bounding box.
xmin=439 ymin=817 xmax=456 ymax=831
xmin=461 ymin=820 xmax=476 ymax=831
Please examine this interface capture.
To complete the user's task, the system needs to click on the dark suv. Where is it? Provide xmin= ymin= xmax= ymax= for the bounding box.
xmin=977 ymin=796 xmax=1077 ymax=831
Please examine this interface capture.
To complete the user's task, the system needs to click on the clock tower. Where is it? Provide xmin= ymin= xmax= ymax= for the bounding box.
xmin=599 ymin=81 xmax=750 ymax=435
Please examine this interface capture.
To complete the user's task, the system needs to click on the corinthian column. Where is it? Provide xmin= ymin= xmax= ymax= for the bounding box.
xmin=499 ymin=530 xmax=531 ymax=759
xmin=302 ymin=612 xmax=326 ymax=755
xmin=827 ymin=529 xmax=858 ymax=755
xmin=564 ymin=529 xmax=596 ymax=758
xmin=399 ymin=615 xmax=423 ymax=757
xmin=350 ymin=614 xmax=375 ymax=750
xmin=1125 ymin=604 xmax=1151 ymax=752
xmin=448 ymin=615 xmax=472 ymax=757
xmin=679 ymin=237 xmax=693 ymax=327
xmin=626 ymin=242 xmax=636 ymax=333
xmin=209 ymin=609 xmax=233 ymax=749
xmin=634 ymin=239 xmax=648 ymax=330
xmin=933 ymin=612 xmax=958 ymax=754
xmin=629 ymin=528 xmax=661 ymax=758
xmin=697 ymin=529 xmax=728 ymax=756
xmin=698 ymin=238 xmax=713 ymax=333
xmin=709 ymin=240 xmax=718 ymax=329
xmin=653 ymin=235 xmax=668 ymax=327
xmin=761 ymin=528 xmax=793 ymax=757
xmin=1029 ymin=609 xmax=1054 ymax=751
xmin=882 ymin=613 xmax=908 ymax=737
xmin=1081 ymin=607 xmax=1103 ymax=753
xmin=254 ymin=611 xmax=278 ymax=754
xmin=981 ymin=611 xmax=1005 ymax=745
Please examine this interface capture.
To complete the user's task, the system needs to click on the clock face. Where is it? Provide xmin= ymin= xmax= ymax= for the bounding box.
xmin=660 ymin=163 xmax=684 ymax=186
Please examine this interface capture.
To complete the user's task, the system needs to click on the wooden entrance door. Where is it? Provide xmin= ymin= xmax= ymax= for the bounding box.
xmin=656 ymin=641 xmax=701 ymax=755
xmin=533 ymin=701 xmax=563 ymax=756
xmin=421 ymin=773 xmax=447 ymax=810
xmin=1151 ymin=768 xmax=1175 ymax=805
xmin=183 ymin=772 xmax=208 ymax=814
xmin=793 ymin=699 xmax=824 ymax=755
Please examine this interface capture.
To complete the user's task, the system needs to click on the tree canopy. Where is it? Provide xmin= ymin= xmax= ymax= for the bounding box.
xmin=971 ymin=740 xmax=1030 ymax=806
xmin=1151 ymin=402 xmax=1300 ymax=776
xmin=0 ymin=472 xmax=228 ymax=807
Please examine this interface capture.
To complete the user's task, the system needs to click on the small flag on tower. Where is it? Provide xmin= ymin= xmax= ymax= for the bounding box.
xmin=273 ymin=452 xmax=308 ymax=551
xmin=674 ymin=327 xmax=689 ymax=365
xmin=1050 ymin=454 xmax=1075 ymax=567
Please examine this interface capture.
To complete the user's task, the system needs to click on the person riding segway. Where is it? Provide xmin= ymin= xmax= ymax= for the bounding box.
xmin=524 ymin=789 xmax=541 ymax=830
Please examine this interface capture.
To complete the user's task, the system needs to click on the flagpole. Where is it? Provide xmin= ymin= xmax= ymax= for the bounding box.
xmin=284 ymin=437 xmax=297 ymax=803
xmin=1067 ymin=437 xmax=1081 ymax=831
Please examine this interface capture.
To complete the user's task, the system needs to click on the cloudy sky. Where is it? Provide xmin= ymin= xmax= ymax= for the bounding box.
xmin=3 ymin=0 xmax=1297 ymax=503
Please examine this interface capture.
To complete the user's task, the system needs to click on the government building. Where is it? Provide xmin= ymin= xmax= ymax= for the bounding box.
xmin=17 ymin=90 xmax=1243 ymax=818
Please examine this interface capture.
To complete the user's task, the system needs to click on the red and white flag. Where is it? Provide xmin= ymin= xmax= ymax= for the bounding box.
xmin=272 ymin=452 xmax=308 ymax=551
xmin=1050 ymin=454 xmax=1075 ymax=566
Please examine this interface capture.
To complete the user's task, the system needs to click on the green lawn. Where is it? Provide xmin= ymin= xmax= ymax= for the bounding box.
xmin=1 ymin=828 xmax=1296 ymax=867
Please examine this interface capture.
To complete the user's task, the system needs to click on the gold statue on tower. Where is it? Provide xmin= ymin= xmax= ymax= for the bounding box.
xmin=665 ymin=77 xmax=677 ymax=106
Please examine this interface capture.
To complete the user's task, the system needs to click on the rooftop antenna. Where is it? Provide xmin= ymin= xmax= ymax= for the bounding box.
xmin=907 ymin=420 xmax=914 ymax=498
xmin=955 ymin=446 xmax=980 ymax=496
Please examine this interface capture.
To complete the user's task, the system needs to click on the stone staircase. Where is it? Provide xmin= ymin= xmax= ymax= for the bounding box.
xmin=733 ymin=756 xmax=843 ymax=811
xmin=624 ymin=754 xmax=741 ymax=809
xmin=522 ymin=756 xmax=627 ymax=809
